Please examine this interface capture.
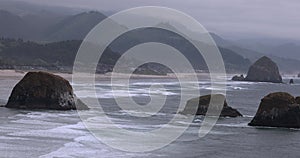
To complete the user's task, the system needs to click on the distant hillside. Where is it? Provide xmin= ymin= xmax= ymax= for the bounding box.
xmin=0 ymin=0 xmax=83 ymax=16
xmin=0 ymin=38 xmax=120 ymax=73
xmin=107 ymin=27 xmax=251 ymax=73
xmin=44 ymin=11 xmax=107 ymax=41
xmin=267 ymin=43 xmax=300 ymax=60
xmin=0 ymin=10 xmax=106 ymax=41
xmin=0 ymin=10 xmax=30 ymax=39
xmin=0 ymin=8 xmax=299 ymax=73
xmin=0 ymin=37 xmax=251 ymax=74
xmin=211 ymin=33 xmax=300 ymax=73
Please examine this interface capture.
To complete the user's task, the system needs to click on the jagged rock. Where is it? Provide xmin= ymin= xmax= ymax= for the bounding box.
xmin=298 ymin=73 xmax=300 ymax=78
xmin=181 ymin=94 xmax=242 ymax=117
xmin=289 ymin=79 xmax=294 ymax=84
xmin=232 ymin=74 xmax=245 ymax=81
xmin=249 ymin=92 xmax=300 ymax=128
xmin=6 ymin=71 xmax=88 ymax=110
xmin=244 ymin=56 xmax=282 ymax=83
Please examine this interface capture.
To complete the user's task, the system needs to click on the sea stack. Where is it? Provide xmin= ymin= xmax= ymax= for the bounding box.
xmin=244 ymin=56 xmax=282 ymax=83
xmin=249 ymin=92 xmax=300 ymax=128
xmin=181 ymin=94 xmax=242 ymax=117
xmin=6 ymin=71 xmax=88 ymax=110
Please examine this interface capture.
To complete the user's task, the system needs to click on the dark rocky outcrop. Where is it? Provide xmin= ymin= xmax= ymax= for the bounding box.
xmin=181 ymin=94 xmax=242 ymax=117
xmin=298 ymin=73 xmax=300 ymax=78
xmin=232 ymin=74 xmax=245 ymax=81
xmin=249 ymin=92 xmax=300 ymax=128
xmin=244 ymin=56 xmax=282 ymax=83
xmin=6 ymin=71 xmax=88 ymax=110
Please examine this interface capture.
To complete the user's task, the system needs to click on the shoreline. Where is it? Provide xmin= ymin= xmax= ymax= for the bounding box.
xmin=0 ymin=69 xmax=214 ymax=80
xmin=0 ymin=69 xmax=298 ymax=81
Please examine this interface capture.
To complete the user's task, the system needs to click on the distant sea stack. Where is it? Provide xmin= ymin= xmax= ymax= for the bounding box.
xmin=289 ymin=79 xmax=294 ymax=84
xmin=232 ymin=56 xmax=282 ymax=83
xmin=231 ymin=74 xmax=245 ymax=81
xmin=181 ymin=94 xmax=242 ymax=117
xmin=6 ymin=71 xmax=88 ymax=110
xmin=249 ymin=92 xmax=300 ymax=128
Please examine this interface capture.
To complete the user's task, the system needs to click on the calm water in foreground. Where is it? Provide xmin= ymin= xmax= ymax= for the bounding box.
xmin=0 ymin=75 xmax=300 ymax=158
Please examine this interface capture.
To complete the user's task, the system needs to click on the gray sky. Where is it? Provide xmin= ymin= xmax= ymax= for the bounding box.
xmin=18 ymin=0 xmax=300 ymax=40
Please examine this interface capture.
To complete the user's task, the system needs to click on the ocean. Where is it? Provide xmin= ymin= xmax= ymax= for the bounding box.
xmin=1 ymin=75 xmax=300 ymax=158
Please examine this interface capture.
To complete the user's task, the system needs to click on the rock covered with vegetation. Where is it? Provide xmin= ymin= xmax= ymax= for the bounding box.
xmin=249 ymin=92 xmax=300 ymax=128
xmin=244 ymin=56 xmax=282 ymax=83
xmin=232 ymin=56 xmax=282 ymax=83
xmin=181 ymin=94 xmax=242 ymax=117
xmin=6 ymin=71 xmax=88 ymax=110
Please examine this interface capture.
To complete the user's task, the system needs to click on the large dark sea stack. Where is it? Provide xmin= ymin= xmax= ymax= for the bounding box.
xmin=181 ymin=94 xmax=242 ymax=117
xmin=249 ymin=92 xmax=300 ymax=128
xmin=244 ymin=56 xmax=282 ymax=83
xmin=6 ymin=71 xmax=88 ymax=110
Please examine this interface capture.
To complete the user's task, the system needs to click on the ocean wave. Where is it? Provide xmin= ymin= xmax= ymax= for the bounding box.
xmin=76 ymin=88 xmax=178 ymax=98
xmin=8 ymin=122 xmax=87 ymax=139
xmin=40 ymin=134 xmax=153 ymax=158
xmin=215 ymin=122 xmax=249 ymax=128
xmin=118 ymin=110 xmax=167 ymax=117
xmin=131 ymin=82 xmax=179 ymax=86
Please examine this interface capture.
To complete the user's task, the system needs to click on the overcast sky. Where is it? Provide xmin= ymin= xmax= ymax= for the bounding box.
xmin=18 ymin=0 xmax=300 ymax=40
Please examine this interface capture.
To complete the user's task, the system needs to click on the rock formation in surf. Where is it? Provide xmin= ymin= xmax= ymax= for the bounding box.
xmin=249 ymin=92 xmax=300 ymax=128
xmin=232 ymin=56 xmax=282 ymax=83
xmin=231 ymin=74 xmax=245 ymax=81
xmin=6 ymin=71 xmax=88 ymax=110
xmin=180 ymin=94 xmax=242 ymax=117
xmin=245 ymin=56 xmax=282 ymax=83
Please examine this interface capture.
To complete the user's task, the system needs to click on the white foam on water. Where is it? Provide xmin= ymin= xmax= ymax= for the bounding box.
xmin=216 ymin=122 xmax=249 ymax=128
xmin=8 ymin=122 xmax=88 ymax=139
xmin=132 ymin=81 xmax=179 ymax=86
xmin=77 ymin=88 xmax=178 ymax=98
xmin=0 ymin=135 xmax=29 ymax=141
xmin=40 ymin=134 xmax=154 ymax=158
xmin=119 ymin=110 xmax=167 ymax=117
xmin=14 ymin=111 xmax=75 ymax=119
xmin=229 ymin=86 xmax=248 ymax=90
xmin=208 ymin=130 xmax=236 ymax=135
xmin=243 ymin=115 xmax=255 ymax=118
xmin=72 ymin=83 xmax=124 ymax=87
xmin=11 ymin=119 xmax=63 ymax=126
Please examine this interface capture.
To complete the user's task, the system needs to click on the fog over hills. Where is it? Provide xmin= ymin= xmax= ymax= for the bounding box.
xmin=0 ymin=9 xmax=107 ymax=41
xmin=44 ymin=11 xmax=107 ymax=41
xmin=0 ymin=0 xmax=84 ymax=16
xmin=0 ymin=0 xmax=299 ymax=74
